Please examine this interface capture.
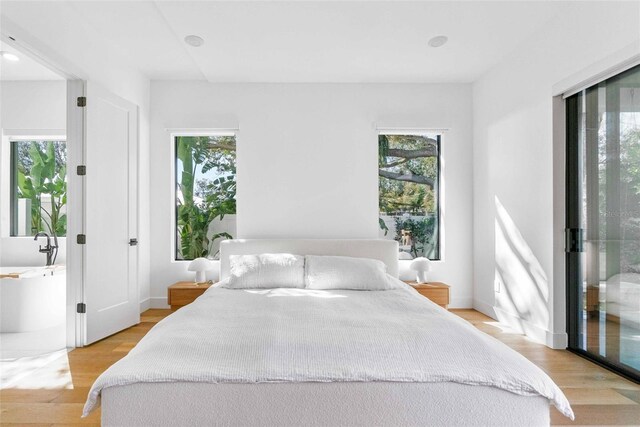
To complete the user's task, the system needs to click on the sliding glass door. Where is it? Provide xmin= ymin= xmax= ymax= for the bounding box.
xmin=567 ymin=64 xmax=640 ymax=381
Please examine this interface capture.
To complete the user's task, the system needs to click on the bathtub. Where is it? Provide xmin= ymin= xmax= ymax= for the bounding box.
xmin=0 ymin=265 xmax=66 ymax=333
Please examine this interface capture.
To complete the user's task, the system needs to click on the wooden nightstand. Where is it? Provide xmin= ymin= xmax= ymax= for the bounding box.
xmin=168 ymin=281 xmax=213 ymax=310
xmin=405 ymin=281 xmax=450 ymax=309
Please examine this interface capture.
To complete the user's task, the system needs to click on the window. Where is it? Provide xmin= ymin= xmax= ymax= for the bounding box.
xmin=378 ymin=133 xmax=440 ymax=260
xmin=174 ymin=134 xmax=237 ymax=260
xmin=10 ymin=140 xmax=67 ymax=237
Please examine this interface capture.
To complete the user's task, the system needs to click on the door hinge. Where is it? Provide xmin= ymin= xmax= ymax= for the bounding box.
xmin=77 ymin=165 xmax=86 ymax=175
xmin=565 ymin=228 xmax=584 ymax=253
xmin=77 ymin=96 xmax=86 ymax=107
xmin=77 ymin=234 xmax=86 ymax=245
xmin=77 ymin=303 xmax=86 ymax=313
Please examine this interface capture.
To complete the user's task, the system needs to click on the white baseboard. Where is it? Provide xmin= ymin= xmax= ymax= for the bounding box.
xmin=493 ymin=306 xmax=547 ymax=344
xmin=139 ymin=298 xmax=150 ymax=313
xmin=449 ymin=297 xmax=472 ymax=309
xmin=546 ymin=330 xmax=568 ymax=349
xmin=457 ymin=301 xmax=567 ymax=349
xmin=493 ymin=307 xmax=567 ymax=348
xmin=150 ymin=297 xmax=169 ymax=309
xmin=472 ymin=299 xmax=497 ymax=319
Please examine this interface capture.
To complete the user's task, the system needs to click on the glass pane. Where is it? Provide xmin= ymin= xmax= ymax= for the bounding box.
xmin=175 ymin=135 xmax=236 ymax=260
xmin=378 ymin=133 xmax=440 ymax=260
xmin=577 ymin=64 xmax=640 ymax=377
xmin=10 ymin=140 xmax=67 ymax=237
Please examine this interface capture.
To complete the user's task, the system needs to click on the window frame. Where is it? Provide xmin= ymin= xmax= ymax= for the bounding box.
xmin=9 ymin=141 xmax=18 ymax=236
xmin=171 ymin=131 xmax=238 ymax=262
xmin=378 ymin=131 xmax=442 ymax=261
xmin=2 ymin=132 xmax=66 ymax=239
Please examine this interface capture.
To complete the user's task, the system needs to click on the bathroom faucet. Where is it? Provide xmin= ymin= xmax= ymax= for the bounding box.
xmin=34 ymin=232 xmax=58 ymax=266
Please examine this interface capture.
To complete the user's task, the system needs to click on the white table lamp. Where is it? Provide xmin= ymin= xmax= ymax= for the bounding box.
xmin=410 ymin=257 xmax=431 ymax=284
xmin=188 ymin=257 xmax=213 ymax=284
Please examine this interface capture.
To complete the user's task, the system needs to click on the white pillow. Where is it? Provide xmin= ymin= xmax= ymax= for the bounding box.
xmin=226 ymin=253 xmax=305 ymax=289
xmin=305 ymin=255 xmax=396 ymax=290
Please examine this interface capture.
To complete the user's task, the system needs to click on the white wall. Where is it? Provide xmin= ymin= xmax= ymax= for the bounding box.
xmin=1 ymin=5 xmax=152 ymax=310
xmin=0 ymin=80 xmax=67 ymax=266
xmin=150 ymin=82 xmax=473 ymax=308
xmin=0 ymin=81 xmax=65 ymax=130
xmin=472 ymin=1 xmax=640 ymax=347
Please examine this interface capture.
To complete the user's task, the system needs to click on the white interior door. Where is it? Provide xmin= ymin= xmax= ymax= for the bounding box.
xmin=84 ymin=82 xmax=139 ymax=344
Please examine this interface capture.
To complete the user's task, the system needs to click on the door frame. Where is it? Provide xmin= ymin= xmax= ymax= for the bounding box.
xmin=564 ymin=94 xmax=581 ymax=352
xmin=564 ymin=71 xmax=640 ymax=385
xmin=0 ymin=29 xmax=86 ymax=349
xmin=67 ymin=80 xmax=86 ymax=347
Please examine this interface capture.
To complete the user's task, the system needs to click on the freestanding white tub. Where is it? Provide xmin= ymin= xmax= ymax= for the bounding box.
xmin=0 ymin=266 xmax=65 ymax=333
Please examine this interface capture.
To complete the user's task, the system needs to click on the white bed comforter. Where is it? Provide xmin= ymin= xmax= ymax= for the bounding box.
xmin=83 ymin=284 xmax=574 ymax=419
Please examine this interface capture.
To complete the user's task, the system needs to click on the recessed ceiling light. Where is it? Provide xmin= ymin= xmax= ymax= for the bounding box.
xmin=428 ymin=36 xmax=448 ymax=48
xmin=0 ymin=51 xmax=20 ymax=61
xmin=184 ymin=35 xmax=205 ymax=47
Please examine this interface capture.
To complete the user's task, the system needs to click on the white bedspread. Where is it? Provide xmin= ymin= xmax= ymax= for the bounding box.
xmin=83 ymin=284 xmax=574 ymax=419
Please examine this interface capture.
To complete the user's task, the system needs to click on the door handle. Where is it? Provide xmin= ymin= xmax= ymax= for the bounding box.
xmin=129 ymin=238 xmax=138 ymax=246
xmin=565 ymin=228 xmax=584 ymax=253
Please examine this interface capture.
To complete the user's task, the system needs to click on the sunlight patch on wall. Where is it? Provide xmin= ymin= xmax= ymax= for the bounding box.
xmin=494 ymin=196 xmax=549 ymax=334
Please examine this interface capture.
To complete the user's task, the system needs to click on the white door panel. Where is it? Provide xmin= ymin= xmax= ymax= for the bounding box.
xmin=84 ymin=82 xmax=139 ymax=344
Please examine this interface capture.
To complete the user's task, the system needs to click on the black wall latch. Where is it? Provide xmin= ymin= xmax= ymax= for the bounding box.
xmin=565 ymin=228 xmax=584 ymax=253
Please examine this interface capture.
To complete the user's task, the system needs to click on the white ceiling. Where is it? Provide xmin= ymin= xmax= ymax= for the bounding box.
xmin=0 ymin=41 xmax=64 ymax=81
xmin=3 ymin=1 xmax=571 ymax=83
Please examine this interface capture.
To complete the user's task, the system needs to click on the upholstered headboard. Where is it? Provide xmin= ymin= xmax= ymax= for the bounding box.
xmin=219 ymin=239 xmax=399 ymax=280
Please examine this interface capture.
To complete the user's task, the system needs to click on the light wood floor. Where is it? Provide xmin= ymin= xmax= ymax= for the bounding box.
xmin=1 ymin=308 xmax=639 ymax=426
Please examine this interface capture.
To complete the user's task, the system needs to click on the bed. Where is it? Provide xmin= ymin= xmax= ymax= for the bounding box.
xmin=605 ymin=272 xmax=640 ymax=329
xmin=84 ymin=239 xmax=573 ymax=426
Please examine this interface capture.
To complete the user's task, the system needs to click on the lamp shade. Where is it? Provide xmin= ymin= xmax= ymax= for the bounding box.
xmin=409 ymin=257 xmax=431 ymax=284
xmin=188 ymin=257 xmax=213 ymax=283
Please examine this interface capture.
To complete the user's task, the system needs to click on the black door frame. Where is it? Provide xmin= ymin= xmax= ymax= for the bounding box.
xmin=565 ymin=81 xmax=640 ymax=384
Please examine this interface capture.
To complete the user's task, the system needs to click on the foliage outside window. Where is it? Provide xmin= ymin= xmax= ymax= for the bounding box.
xmin=175 ymin=135 xmax=236 ymax=260
xmin=378 ymin=133 xmax=440 ymax=260
xmin=10 ymin=140 xmax=67 ymax=237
